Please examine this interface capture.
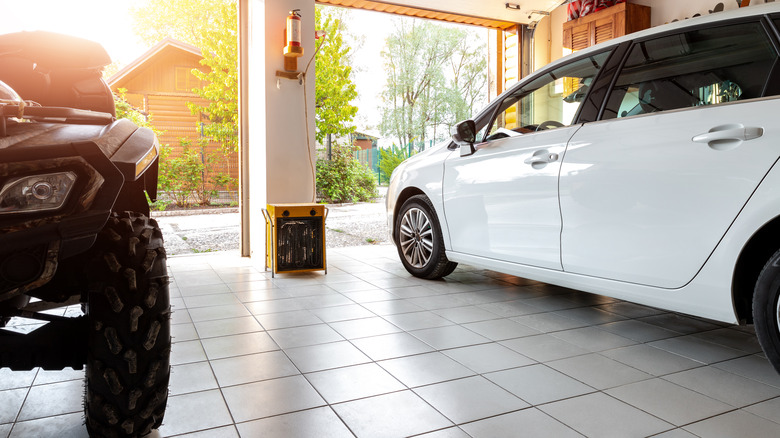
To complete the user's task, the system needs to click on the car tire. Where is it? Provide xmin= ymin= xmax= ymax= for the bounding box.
xmin=84 ymin=212 xmax=170 ymax=438
xmin=395 ymin=195 xmax=457 ymax=279
xmin=754 ymin=248 xmax=780 ymax=374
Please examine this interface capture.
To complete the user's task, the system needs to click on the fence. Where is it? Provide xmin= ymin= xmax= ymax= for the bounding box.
xmin=315 ymin=139 xmax=440 ymax=185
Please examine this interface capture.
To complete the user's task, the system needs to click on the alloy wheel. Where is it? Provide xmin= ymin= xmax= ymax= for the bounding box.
xmin=399 ymin=207 xmax=434 ymax=269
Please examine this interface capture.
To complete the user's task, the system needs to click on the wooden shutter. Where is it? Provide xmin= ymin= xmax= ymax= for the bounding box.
xmin=571 ymin=24 xmax=590 ymax=51
xmin=594 ymin=18 xmax=615 ymax=45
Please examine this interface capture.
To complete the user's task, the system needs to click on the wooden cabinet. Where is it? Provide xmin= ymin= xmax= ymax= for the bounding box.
xmin=563 ymin=2 xmax=650 ymax=51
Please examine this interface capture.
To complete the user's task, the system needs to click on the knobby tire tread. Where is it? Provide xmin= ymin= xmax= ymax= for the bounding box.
xmin=84 ymin=212 xmax=171 ymax=438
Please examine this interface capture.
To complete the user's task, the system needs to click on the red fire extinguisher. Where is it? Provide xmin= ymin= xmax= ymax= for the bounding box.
xmin=283 ymin=9 xmax=304 ymax=72
xmin=286 ymin=9 xmax=301 ymax=49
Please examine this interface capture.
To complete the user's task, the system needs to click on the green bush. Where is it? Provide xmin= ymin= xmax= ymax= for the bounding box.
xmin=156 ymin=139 xmax=236 ymax=207
xmin=378 ymin=146 xmax=414 ymax=183
xmin=158 ymin=141 xmax=203 ymax=207
xmin=316 ymin=143 xmax=378 ymax=203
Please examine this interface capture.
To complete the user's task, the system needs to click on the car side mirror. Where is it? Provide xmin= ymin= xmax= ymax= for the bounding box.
xmin=452 ymin=119 xmax=477 ymax=157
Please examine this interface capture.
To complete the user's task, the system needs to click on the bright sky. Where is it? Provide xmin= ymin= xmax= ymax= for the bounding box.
xmin=2 ymin=1 xmax=392 ymax=133
xmin=3 ymin=0 xmax=147 ymax=66
xmin=339 ymin=8 xmax=395 ymax=137
xmin=2 ymin=1 xmax=480 ymax=144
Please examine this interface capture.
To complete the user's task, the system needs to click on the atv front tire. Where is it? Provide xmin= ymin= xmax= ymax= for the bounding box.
xmin=85 ymin=212 xmax=170 ymax=437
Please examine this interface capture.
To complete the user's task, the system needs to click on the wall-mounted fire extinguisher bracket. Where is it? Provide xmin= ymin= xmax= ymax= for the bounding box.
xmin=283 ymin=9 xmax=304 ymax=72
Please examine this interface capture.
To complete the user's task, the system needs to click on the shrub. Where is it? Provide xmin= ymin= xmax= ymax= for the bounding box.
xmin=316 ymin=143 xmax=378 ymax=203
xmin=158 ymin=141 xmax=203 ymax=207
xmin=157 ymin=139 xmax=237 ymax=207
xmin=378 ymin=146 xmax=414 ymax=183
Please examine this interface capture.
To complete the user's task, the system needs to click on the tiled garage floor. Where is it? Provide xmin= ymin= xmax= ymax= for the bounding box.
xmin=3 ymin=245 xmax=780 ymax=437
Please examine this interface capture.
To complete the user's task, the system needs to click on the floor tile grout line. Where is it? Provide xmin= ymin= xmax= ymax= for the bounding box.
xmin=7 ymin=367 xmax=39 ymax=433
xmin=9 ymin=251 xmax=778 ymax=436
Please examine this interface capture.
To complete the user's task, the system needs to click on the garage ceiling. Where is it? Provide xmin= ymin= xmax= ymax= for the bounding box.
xmin=316 ymin=0 xmax=567 ymax=29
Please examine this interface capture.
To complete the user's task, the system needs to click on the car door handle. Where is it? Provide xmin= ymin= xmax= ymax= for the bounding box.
xmin=692 ymin=126 xmax=763 ymax=145
xmin=524 ymin=152 xmax=559 ymax=166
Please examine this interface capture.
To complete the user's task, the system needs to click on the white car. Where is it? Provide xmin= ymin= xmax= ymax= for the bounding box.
xmin=386 ymin=3 xmax=780 ymax=373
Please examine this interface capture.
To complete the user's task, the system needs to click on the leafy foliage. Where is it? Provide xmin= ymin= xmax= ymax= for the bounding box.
xmin=378 ymin=146 xmax=413 ymax=182
xmin=133 ymin=0 xmax=238 ymax=151
xmin=314 ymin=6 xmax=359 ymax=144
xmin=157 ymin=139 xmax=235 ymax=207
xmin=133 ymin=1 xmax=361 ymax=180
xmin=157 ymin=142 xmax=202 ymax=207
xmin=113 ymin=88 xmax=153 ymax=130
xmin=131 ymin=0 xmax=238 ymax=209
xmin=380 ymin=19 xmax=487 ymax=148
xmin=316 ymin=143 xmax=378 ymax=203
xmin=188 ymin=1 xmax=238 ymax=150
xmin=131 ymin=0 xmax=229 ymax=46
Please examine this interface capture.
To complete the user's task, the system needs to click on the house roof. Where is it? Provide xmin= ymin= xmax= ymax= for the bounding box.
xmin=352 ymin=131 xmax=380 ymax=141
xmin=108 ymin=37 xmax=202 ymax=87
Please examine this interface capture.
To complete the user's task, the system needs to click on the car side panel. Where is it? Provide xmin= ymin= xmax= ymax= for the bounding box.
xmin=442 ymin=127 xmax=581 ymax=270
xmin=559 ymin=98 xmax=780 ymax=288
xmin=446 ymin=154 xmax=780 ymax=324
xmin=386 ymin=145 xmax=456 ymax=248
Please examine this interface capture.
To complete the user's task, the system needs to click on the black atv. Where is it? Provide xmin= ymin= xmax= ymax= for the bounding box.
xmin=0 ymin=32 xmax=170 ymax=437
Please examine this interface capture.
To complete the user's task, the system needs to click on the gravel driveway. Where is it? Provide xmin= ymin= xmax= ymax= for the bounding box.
xmin=153 ymin=197 xmax=390 ymax=256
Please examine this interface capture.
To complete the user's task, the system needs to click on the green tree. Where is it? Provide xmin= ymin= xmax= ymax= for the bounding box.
xmin=380 ymin=19 xmax=487 ymax=147
xmin=314 ymin=6 xmax=359 ymax=144
xmin=445 ymin=35 xmax=488 ymax=130
xmin=132 ymin=0 xmax=238 ymax=150
xmin=188 ymin=1 xmax=238 ymax=149
xmin=131 ymin=0 xmax=229 ymax=46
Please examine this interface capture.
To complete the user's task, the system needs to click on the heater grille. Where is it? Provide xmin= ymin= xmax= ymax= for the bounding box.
xmin=275 ymin=216 xmax=323 ymax=271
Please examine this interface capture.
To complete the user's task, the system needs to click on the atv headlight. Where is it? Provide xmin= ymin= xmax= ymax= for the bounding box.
xmin=0 ymin=171 xmax=77 ymax=214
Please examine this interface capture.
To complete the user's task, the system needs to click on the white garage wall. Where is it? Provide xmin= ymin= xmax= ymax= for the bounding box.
xmin=535 ymin=0 xmax=773 ymax=71
xmin=631 ymin=0 xmax=752 ymax=26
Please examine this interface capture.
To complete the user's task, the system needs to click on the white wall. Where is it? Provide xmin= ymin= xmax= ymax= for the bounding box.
xmin=631 ymin=0 xmax=753 ymax=27
xmin=536 ymin=0 xmax=775 ymax=70
xmin=241 ymin=0 xmax=316 ymax=260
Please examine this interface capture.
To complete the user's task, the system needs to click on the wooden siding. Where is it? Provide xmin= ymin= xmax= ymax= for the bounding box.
xmin=111 ymin=43 xmax=238 ymax=190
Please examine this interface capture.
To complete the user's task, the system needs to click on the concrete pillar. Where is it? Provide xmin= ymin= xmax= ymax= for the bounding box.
xmin=239 ymin=0 xmax=316 ymax=260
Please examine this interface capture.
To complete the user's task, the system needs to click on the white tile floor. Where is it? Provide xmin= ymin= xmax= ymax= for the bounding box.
xmin=2 ymin=245 xmax=780 ymax=437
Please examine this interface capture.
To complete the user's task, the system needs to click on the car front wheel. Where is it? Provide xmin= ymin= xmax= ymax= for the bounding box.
xmin=395 ymin=195 xmax=457 ymax=279
xmin=754 ymin=248 xmax=780 ymax=374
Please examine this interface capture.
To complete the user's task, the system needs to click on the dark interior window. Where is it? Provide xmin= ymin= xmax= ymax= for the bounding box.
xmin=603 ymin=22 xmax=777 ymax=120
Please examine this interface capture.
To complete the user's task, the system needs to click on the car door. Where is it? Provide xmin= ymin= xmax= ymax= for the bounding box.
xmin=443 ymin=51 xmax=611 ymax=269
xmin=559 ymin=19 xmax=780 ymax=288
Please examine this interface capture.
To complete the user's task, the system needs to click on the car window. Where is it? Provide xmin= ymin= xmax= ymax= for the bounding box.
xmin=483 ymin=51 xmax=610 ymax=142
xmin=604 ymin=22 xmax=777 ymax=119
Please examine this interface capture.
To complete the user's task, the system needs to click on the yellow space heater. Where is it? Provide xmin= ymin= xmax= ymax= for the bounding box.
xmin=262 ymin=203 xmax=327 ymax=277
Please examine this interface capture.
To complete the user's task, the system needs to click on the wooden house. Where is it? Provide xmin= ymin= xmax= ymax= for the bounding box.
xmin=108 ymin=38 xmax=238 ymax=196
